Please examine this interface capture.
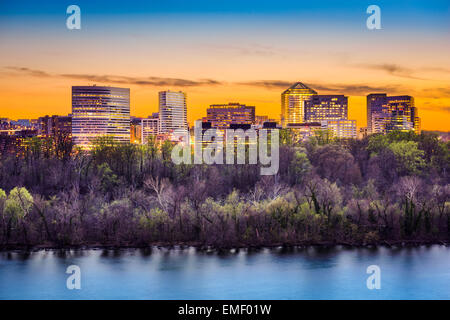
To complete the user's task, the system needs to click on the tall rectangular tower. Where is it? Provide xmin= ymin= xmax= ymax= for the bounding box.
xmin=72 ymin=86 xmax=130 ymax=149
xmin=158 ymin=91 xmax=188 ymax=135
xmin=366 ymin=93 xmax=387 ymax=134
xmin=281 ymin=82 xmax=317 ymax=127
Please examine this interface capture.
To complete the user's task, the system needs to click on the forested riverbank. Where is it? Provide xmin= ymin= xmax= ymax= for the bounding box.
xmin=0 ymin=130 xmax=449 ymax=250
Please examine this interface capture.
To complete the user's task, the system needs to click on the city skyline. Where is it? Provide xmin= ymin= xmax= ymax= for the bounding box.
xmin=0 ymin=83 xmax=431 ymax=131
xmin=1 ymin=74 xmax=449 ymax=132
xmin=0 ymin=82 xmax=442 ymax=130
xmin=1 ymin=82 xmax=431 ymax=148
xmin=0 ymin=0 xmax=449 ymax=131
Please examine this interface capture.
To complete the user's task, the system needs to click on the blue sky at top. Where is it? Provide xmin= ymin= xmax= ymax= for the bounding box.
xmin=0 ymin=0 xmax=448 ymax=31
xmin=0 ymin=0 xmax=448 ymax=15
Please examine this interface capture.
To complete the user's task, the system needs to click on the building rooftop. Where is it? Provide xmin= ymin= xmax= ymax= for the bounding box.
xmin=283 ymin=82 xmax=318 ymax=94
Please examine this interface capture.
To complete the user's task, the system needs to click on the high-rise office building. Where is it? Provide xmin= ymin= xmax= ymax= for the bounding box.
xmin=205 ymin=103 xmax=255 ymax=130
xmin=38 ymin=115 xmax=53 ymax=136
xmin=141 ymin=113 xmax=159 ymax=144
xmin=159 ymin=91 xmax=188 ymax=137
xmin=321 ymin=119 xmax=357 ymax=139
xmin=412 ymin=109 xmax=421 ymax=134
xmin=385 ymin=115 xmax=414 ymax=132
xmin=130 ymin=117 xmax=142 ymax=144
xmin=72 ymin=86 xmax=130 ymax=149
xmin=38 ymin=115 xmax=72 ymax=137
xmin=367 ymin=94 xmax=420 ymax=134
xmin=281 ymin=82 xmax=317 ymax=127
xmin=371 ymin=113 xmax=390 ymax=134
xmin=366 ymin=93 xmax=387 ymax=134
xmin=386 ymin=96 xmax=419 ymax=133
xmin=305 ymin=95 xmax=348 ymax=122
xmin=53 ymin=116 xmax=72 ymax=137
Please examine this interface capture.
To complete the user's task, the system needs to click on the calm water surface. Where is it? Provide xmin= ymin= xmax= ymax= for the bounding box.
xmin=0 ymin=246 xmax=449 ymax=299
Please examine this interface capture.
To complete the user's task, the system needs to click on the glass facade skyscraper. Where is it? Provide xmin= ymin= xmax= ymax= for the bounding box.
xmin=281 ymin=82 xmax=359 ymax=139
xmin=281 ymin=82 xmax=317 ymax=127
xmin=72 ymin=86 xmax=130 ymax=149
xmin=158 ymin=91 xmax=188 ymax=136
xmin=305 ymin=95 xmax=348 ymax=122
xmin=366 ymin=94 xmax=421 ymax=134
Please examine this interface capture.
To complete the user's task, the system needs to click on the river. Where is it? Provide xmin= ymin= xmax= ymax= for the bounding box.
xmin=0 ymin=245 xmax=449 ymax=299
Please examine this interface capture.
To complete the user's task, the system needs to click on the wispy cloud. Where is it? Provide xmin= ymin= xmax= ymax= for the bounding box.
xmin=238 ymin=80 xmax=401 ymax=95
xmin=61 ymin=74 xmax=222 ymax=87
xmin=5 ymin=66 xmax=52 ymax=78
xmin=3 ymin=66 xmax=223 ymax=87
xmin=422 ymin=87 xmax=450 ymax=98
xmin=419 ymin=67 xmax=450 ymax=74
xmin=420 ymin=101 xmax=450 ymax=113
xmin=237 ymin=80 xmax=293 ymax=88
xmin=309 ymin=83 xmax=401 ymax=95
xmin=356 ymin=63 xmax=427 ymax=80
xmin=354 ymin=63 xmax=450 ymax=81
xmin=4 ymin=66 xmax=450 ymax=99
xmin=201 ymin=44 xmax=277 ymax=57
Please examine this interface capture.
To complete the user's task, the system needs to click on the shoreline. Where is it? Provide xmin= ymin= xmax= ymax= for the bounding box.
xmin=1 ymin=240 xmax=449 ymax=252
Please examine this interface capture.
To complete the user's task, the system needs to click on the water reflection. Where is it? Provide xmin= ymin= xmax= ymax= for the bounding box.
xmin=0 ymin=245 xmax=449 ymax=299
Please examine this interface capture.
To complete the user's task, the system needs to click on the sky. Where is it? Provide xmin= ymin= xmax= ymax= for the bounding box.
xmin=0 ymin=0 xmax=449 ymax=131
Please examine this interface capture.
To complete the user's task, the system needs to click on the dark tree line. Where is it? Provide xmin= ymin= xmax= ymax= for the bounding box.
xmin=0 ymin=130 xmax=449 ymax=249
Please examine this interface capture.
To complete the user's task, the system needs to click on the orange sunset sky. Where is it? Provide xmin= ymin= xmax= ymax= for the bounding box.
xmin=0 ymin=1 xmax=449 ymax=131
